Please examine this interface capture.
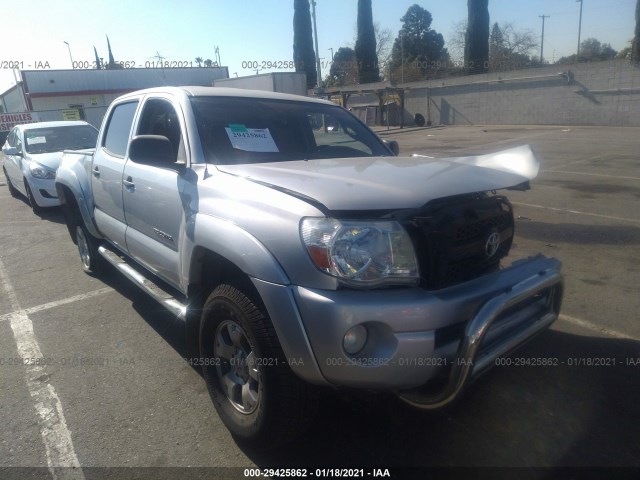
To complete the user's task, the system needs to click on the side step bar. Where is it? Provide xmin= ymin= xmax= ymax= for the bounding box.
xmin=98 ymin=245 xmax=187 ymax=320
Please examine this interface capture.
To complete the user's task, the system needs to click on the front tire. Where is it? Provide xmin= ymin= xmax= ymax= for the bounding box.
xmin=200 ymin=284 xmax=317 ymax=449
xmin=24 ymin=179 xmax=43 ymax=214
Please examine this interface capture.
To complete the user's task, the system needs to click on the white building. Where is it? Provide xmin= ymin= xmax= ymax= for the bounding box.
xmin=0 ymin=67 xmax=229 ymax=127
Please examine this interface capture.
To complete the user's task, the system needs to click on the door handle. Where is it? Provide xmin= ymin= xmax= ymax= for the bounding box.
xmin=122 ymin=176 xmax=135 ymax=191
xmin=92 ymin=166 xmax=100 ymax=177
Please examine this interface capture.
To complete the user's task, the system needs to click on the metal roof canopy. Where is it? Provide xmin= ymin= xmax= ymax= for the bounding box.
xmin=315 ymin=84 xmax=407 ymax=128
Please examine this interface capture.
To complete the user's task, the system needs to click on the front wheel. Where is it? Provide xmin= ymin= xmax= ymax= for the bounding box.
xmin=24 ymin=179 xmax=43 ymax=214
xmin=200 ymin=284 xmax=317 ymax=448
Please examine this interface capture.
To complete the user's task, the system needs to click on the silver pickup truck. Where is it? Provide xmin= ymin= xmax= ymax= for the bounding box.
xmin=55 ymin=86 xmax=563 ymax=447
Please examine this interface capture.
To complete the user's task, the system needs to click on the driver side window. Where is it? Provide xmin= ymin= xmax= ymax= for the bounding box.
xmin=137 ymin=99 xmax=186 ymax=164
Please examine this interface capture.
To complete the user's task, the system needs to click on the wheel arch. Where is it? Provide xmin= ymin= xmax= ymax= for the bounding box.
xmin=55 ymin=158 xmax=101 ymax=238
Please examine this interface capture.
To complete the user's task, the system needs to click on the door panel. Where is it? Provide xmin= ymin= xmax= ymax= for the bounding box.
xmin=91 ymin=101 xmax=139 ymax=250
xmin=122 ymin=161 xmax=185 ymax=288
xmin=122 ymin=97 xmax=189 ymax=290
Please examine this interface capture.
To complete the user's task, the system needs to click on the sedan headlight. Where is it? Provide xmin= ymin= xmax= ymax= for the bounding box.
xmin=29 ymin=162 xmax=56 ymax=180
xmin=300 ymin=217 xmax=419 ymax=288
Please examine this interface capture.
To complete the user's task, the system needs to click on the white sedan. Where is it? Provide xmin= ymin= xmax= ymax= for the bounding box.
xmin=2 ymin=121 xmax=98 ymax=213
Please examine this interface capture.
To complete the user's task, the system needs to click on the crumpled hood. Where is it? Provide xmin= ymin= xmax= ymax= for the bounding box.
xmin=26 ymin=152 xmax=65 ymax=170
xmin=216 ymin=145 xmax=539 ymax=211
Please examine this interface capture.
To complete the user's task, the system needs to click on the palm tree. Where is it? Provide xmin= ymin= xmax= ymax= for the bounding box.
xmin=195 ymin=57 xmax=203 ymax=67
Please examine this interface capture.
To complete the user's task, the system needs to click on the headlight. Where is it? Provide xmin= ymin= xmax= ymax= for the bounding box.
xmin=29 ymin=162 xmax=56 ymax=180
xmin=300 ymin=217 xmax=419 ymax=288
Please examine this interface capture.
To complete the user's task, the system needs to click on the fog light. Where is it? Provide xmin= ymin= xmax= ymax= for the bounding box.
xmin=343 ymin=325 xmax=368 ymax=355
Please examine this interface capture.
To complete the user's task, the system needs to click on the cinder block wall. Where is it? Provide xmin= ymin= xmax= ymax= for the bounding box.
xmin=401 ymin=60 xmax=640 ymax=127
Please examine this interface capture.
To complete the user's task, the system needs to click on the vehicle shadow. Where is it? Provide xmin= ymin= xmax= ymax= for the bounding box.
xmin=92 ymin=262 xmax=198 ymax=374
xmin=85 ymin=269 xmax=640 ymax=470
xmin=35 ymin=206 xmax=66 ymax=224
xmin=9 ymin=194 xmax=67 ymax=224
xmin=242 ymin=330 xmax=640 ymax=470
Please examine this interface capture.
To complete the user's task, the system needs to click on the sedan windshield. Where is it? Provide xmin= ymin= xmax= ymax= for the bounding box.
xmin=24 ymin=125 xmax=98 ymax=154
xmin=190 ymin=96 xmax=390 ymax=165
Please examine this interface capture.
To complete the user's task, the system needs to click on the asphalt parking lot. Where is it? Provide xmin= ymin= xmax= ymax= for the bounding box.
xmin=1 ymin=125 xmax=639 ymax=478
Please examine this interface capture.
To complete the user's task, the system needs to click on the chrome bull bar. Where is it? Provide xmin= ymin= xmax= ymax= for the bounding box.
xmin=398 ymin=263 xmax=564 ymax=409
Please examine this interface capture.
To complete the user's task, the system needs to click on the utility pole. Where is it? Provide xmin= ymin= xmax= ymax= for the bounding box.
xmin=401 ymin=35 xmax=404 ymax=84
xmin=576 ymin=0 xmax=583 ymax=59
xmin=539 ymin=15 xmax=550 ymax=63
xmin=310 ymin=0 xmax=322 ymax=88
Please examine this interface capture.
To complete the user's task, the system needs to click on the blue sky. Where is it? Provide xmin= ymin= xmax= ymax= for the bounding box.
xmin=0 ymin=0 xmax=636 ymax=93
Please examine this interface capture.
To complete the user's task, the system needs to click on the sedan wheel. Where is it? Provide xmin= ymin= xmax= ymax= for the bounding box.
xmin=3 ymin=168 xmax=19 ymax=198
xmin=24 ymin=180 xmax=42 ymax=214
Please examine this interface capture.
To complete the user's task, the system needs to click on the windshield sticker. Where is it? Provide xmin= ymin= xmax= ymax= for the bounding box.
xmin=228 ymin=124 xmax=249 ymax=133
xmin=26 ymin=136 xmax=47 ymax=145
xmin=224 ymin=127 xmax=279 ymax=153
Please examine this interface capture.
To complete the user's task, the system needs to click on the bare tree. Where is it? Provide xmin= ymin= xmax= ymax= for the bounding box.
xmin=448 ymin=20 xmax=467 ymax=64
xmin=452 ymin=21 xmax=538 ymax=71
xmin=500 ymin=23 xmax=538 ymax=58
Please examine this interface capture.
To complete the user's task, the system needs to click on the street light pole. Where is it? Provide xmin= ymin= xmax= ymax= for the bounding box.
xmin=63 ymin=41 xmax=74 ymax=67
xmin=310 ymin=0 xmax=322 ymax=88
xmin=576 ymin=0 xmax=583 ymax=59
xmin=539 ymin=15 xmax=550 ymax=64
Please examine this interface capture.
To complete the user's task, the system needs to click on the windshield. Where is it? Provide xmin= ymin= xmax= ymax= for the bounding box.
xmin=190 ymin=96 xmax=390 ymax=164
xmin=24 ymin=125 xmax=98 ymax=154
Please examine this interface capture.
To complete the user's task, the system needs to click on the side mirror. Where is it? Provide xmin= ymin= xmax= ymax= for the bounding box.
xmin=2 ymin=146 xmax=20 ymax=156
xmin=129 ymin=135 xmax=175 ymax=166
xmin=383 ymin=139 xmax=400 ymax=156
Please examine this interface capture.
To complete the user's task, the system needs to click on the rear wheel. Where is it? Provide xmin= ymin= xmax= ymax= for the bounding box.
xmin=200 ymin=283 xmax=317 ymax=449
xmin=3 ymin=168 xmax=19 ymax=198
xmin=24 ymin=179 xmax=43 ymax=214
xmin=75 ymin=221 xmax=102 ymax=275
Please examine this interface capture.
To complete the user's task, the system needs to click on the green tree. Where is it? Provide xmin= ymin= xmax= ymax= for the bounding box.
xmin=325 ymin=47 xmax=358 ymax=86
xmin=617 ymin=45 xmax=632 ymax=60
xmin=93 ymin=46 xmax=102 ymax=69
xmin=558 ymin=38 xmax=618 ymax=63
xmin=293 ymin=0 xmax=317 ymax=89
xmin=489 ymin=22 xmax=504 ymax=70
xmin=195 ymin=57 xmax=203 ymax=67
xmin=465 ymin=0 xmax=489 ymax=74
xmin=355 ymin=0 xmax=379 ymax=83
xmin=632 ymin=0 xmax=640 ymax=62
xmin=104 ymin=35 xmax=123 ymax=69
xmin=389 ymin=4 xmax=448 ymax=80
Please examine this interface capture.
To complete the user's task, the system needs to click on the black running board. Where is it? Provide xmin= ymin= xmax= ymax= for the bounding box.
xmin=98 ymin=245 xmax=187 ymax=320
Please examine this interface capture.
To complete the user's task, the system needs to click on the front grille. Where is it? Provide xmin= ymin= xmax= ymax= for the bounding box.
xmin=405 ymin=193 xmax=514 ymax=290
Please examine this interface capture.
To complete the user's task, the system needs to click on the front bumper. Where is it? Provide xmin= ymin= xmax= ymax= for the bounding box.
xmin=254 ymin=255 xmax=562 ymax=407
xmin=26 ymin=175 xmax=59 ymax=207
